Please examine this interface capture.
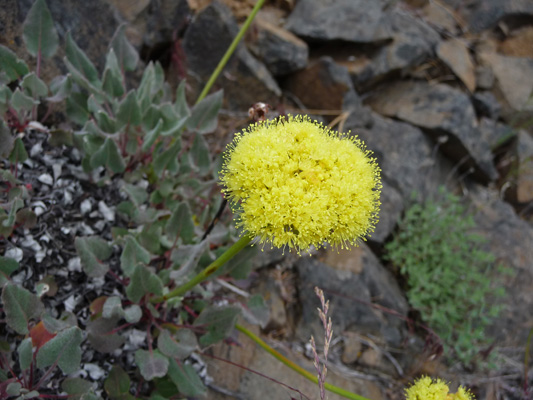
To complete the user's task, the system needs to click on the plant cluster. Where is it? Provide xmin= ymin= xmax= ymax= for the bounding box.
xmin=1 ymin=0 xmax=266 ymax=398
xmin=385 ymin=188 xmax=504 ymax=366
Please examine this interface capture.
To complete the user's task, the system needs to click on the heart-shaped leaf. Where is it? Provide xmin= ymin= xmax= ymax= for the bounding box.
xmin=102 ymin=296 xmax=124 ymax=319
xmin=166 ymin=202 xmax=195 ymax=243
xmin=194 ymin=305 xmax=240 ymax=347
xmin=22 ymin=0 xmax=59 ymax=59
xmin=17 ymin=338 xmax=33 ymax=371
xmin=167 ymin=358 xmax=207 ymax=397
xmin=157 ymin=329 xmax=198 ymax=360
xmin=126 ymin=264 xmax=163 ymax=303
xmin=117 ymin=90 xmax=141 ymax=127
xmin=134 ymin=349 xmax=168 ymax=381
xmin=65 ymin=33 xmax=99 ymax=86
xmin=120 ymin=235 xmax=151 ymax=277
xmin=36 ymin=326 xmax=83 ymax=374
xmin=110 ymin=25 xmax=139 ymax=72
xmin=104 ymin=365 xmax=134 ymax=400
xmin=187 ymin=90 xmax=223 ymax=134
xmin=0 ymin=45 xmax=29 ymax=82
xmin=75 ymin=236 xmax=112 ymax=277
xmin=62 ymin=378 xmax=97 ymax=400
xmin=0 ymin=256 xmax=19 ymax=287
xmin=2 ymin=282 xmax=44 ymax=334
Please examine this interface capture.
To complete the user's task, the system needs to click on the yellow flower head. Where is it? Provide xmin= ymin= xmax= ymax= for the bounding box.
xmin=219 ymin=115 xmax=381 ymax=252
xmin=405 ymin=377 xmax=475 ymax=400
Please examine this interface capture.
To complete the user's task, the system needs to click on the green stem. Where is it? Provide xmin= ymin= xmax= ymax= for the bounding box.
xmin=151 ymin=235 xmax=252 ymax=303
xmin=195 ymin=0 xmax=266 ymax=105
xmin=235 ymin=324 xmax=371 ymax=400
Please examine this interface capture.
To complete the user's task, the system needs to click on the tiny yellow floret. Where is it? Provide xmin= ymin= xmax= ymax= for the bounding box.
xmin=405 ymin=377 xmax=475 ymax=400
xmin=219 ymin=115 xmax=381 ymax=252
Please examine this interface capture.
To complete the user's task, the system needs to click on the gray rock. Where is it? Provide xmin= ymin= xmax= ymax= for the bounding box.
xmin=470 ymin=186 xmax=533 ymax=347
xmin=351 ymin=8 xmax=440 ymax=90
xmin=503 ymin=130 xmax=533 ymax=204
xmin=183 ymin=1 xmax=281 ymax=110
xmin=295 ymin=244 xmax=408 ymax=350
xmin=437 ymin=38 xmax=476 ymax=92
xmin=478 ymin=117 xmax=513 ymax=149
xmin=475 ymin=65 xmax=495 ymax=90
xmin=479 ymin=51 xmax=533 ymax=115
xmin=285 ymin=0 xmax=392 ymax=43
xmin=207 ymin=325 xmax=384 ymax=400
xmin=372 ymin=179 xmax=404 ymax=243
xmin=346 ymin=111 xmax=438 ymax=199
xmin=346 ymin=111 xmax=449 ymax=241
xmin=472 ymin=91 xmax=501 ymax=119
xmin=367 ymin=80 xmax=499 ymax=183
xmin=6 ymin=0 xmax=118 ymax=80
xmin=138 ymin=0 xmax=191 ymax=49
xmin=515 ymin=131 xmax=533 ymax=204
xmin=183 ymin=1 xmax=240 ymax=78
xmin=284 ymin=56 xmax=361 ymax=111
xmin=458 ymin=0 xmax=533 ymax=33
xmin=247 ymin=18 xmax=308 ymax=76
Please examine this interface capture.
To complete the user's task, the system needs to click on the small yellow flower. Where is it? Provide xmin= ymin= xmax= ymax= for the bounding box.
xmin=405 ymin=377 xmax=475 ymax=400
xmin=220 ymin=115 xmax=381 ymax=252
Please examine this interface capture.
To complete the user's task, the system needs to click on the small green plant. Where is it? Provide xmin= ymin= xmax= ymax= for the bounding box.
xmin=385 ymin=188 xmax=504 ymax=366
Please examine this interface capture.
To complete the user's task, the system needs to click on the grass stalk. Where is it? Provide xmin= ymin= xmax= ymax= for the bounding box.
xmin=236 ymin=324 xmax=372 ymax=400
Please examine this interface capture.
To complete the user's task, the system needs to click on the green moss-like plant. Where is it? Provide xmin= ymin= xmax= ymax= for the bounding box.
xmin=385 ymin=188 xmax=504 ymax=366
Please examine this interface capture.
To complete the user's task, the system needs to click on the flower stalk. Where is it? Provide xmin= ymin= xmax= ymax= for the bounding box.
xmin=151 ymin=235 xmax=252 ymax=303
xmin=195 ymin=0 xmax=266 ymax=104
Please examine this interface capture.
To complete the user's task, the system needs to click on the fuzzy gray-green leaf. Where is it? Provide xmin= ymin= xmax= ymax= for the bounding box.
xmin=11 ymin=88 xmax=38 ymax=112
xmin=194 ymin=305 xmax=240 ymax=347
xmin=153 ymin=138 xmax=181 ymax=176
xmin=48 ymin=75 xmax=72 ymax=103
xmin=75 ymin=236 xmax=112 ymax=277
xmin=158 ymin=329 xmax=198 ymax=359
xmin=174 ymin=80 xmax=190 ymax=119
xmin=23 ymin=0 xmax=59 ymax=59
xmin=110 ymin=25 xmax=139 ymax=72
xmin=104 ymin=365 xmax=133 ymax=400
xmin=124 ymin=305 xmax=142 ymax=323
xmin=0 ymin=45 xmax=29 ymax=82
xmin=120 ymin=235 xmax=151 ymax=277
xmin=8 ymin=138 xmax=28 ymax=165
xmin=126 ymin=264 xmax=163 ymax=303
xmin=21 ymin=72 xmax=48 ymax=98
xmin=102 ymin=296 xmax=124 ymax=319
xmin=66 ymin=33 xmax=99 ymax=86
xmin=190 ymin=134 xmax=211 ymax=176
xmin=62 ymin=378 xmax=96 ymax=400
xmin=0 ymin=256 xmax=19 ymax=287
xmin=36 ymin=326 xmax=83 ymax=374
xmin=90 ymin=138 xmax=125 ymax=173
xmin=2 ymin=282 xmax=44 ymax=334
xmin=117 ymin=90 xmax=141 ymax=127
xmin=167 ymin=358 xmax=207 ymax=397
xmin=66 ymin=91 xmax=90 ymax=125
xmin=187 ymin=90 xmax=222 ymax=134
xmin=17 ymin=338 xmax=33 ymax=371
xmin=141 ymin=118 xmax=163 ymax=151
xmin=134 ymin=349 xmax=168 ymax=381
xmin=166 ymin=202 xmax=195 ymax=243
xmin=102 ymin=49 xmax=125 ymax=98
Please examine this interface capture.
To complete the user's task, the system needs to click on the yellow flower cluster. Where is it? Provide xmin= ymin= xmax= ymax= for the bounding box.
xmin=405 ymin=377 xmax=475 ymax=400
xmin=220 ymin=115 xmax=381 ymax=252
